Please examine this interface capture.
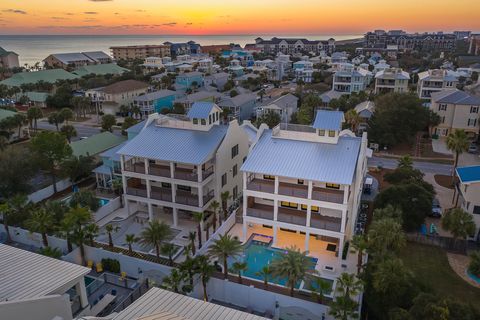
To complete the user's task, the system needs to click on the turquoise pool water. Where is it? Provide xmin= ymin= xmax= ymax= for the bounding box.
xmin=467 ymin=270 xmax=480 ymax=284
xmin=62 ymin=195 xmax=110 ymax=207
xmin=228 ymin=242 xmax=318 ymax=289
xmin=84 ymin=276 xmax=95 ymax=286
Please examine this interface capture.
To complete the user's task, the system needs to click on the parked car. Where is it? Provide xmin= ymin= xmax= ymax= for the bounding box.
xmin=468 ymin=143 xmax=478 ymax=153
xmin=430 ymin=198 xmax=442 ymax=217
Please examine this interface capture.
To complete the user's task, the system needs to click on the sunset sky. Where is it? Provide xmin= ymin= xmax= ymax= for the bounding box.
xmin=0 ymin=0 xmax=479 ymax=35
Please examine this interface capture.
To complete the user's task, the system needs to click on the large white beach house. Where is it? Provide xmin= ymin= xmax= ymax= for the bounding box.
xmin=117 ymin=102 xmax=249 ymax=225
xmin=241 ymin=110 xmax=369 ymax=275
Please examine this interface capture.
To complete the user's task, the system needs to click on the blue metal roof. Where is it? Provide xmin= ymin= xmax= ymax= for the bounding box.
xmin=93 ymin=164 xmax=113 ymax=175
xmin=100 ymin=141 xmax=127 ymax=161
xmin=117 ymin=123 xmax=228 ymax=165
xmin=126 ymin=120 xmax=146 ymax=134
xmin=456 ymin=166 xmax=480 ymax=184
xmin=241 ymin=130 xmax=361 ymax=184
xmin=433 ymin=89 xmax=480 ymax=105
xmin=187 ymin=102 xmax=216 ymax=119
xmin=313 ymin=110 xmax=344 ymax=131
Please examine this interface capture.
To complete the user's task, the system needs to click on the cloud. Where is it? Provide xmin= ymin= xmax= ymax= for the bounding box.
xmin=186 ymin=22 xmax=193 ymax=25
xmin=89 ymin=0 xmax=113 ymax=1
xmin=51 ymin=16 xmax=66 ymax=20
xmin=83 ymin=19 xmax=98 ymax=22
xmin=64 ymin=12 xmax=74 ymax=15
xmin=84 ymin=11 xmax=98 ymax=15
xmin=163 ymin=22 xmax=177 ymax=27
xmin=136 ymin=10 xmax=146 ymax=12
xmin=2 ymin=9 xmax=27 ymax=15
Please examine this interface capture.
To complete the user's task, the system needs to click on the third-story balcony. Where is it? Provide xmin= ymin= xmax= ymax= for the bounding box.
xmin=312 ymin=187 xmax=344 ymax=204
xmin=124 ymin=160 xmax=145 ymax=174
xmin=150 ymin=186 xmax=173 ymax=202
xmin=176 ymin=189 xmax=214 ymax=207
xmin=310 ymin=213 xmax=341 ymax=232
xmin=278 ymin=182 xmax=308 ymax=198
xmin=126 ymin=186 xmax=147 ymax=197
xmin=149 ymin=163 xmax=170 ymax=178
xmin=277 ymin=206 xmax=307 ymax=226
xmin=247 ymin=178 xmax=274 ymax=193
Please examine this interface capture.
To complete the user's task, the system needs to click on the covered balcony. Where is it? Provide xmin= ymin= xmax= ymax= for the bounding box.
xmin=125 ymin=178 xmax=147 ymax=197
xmin=124 ymin=158 xmax=145 ymax=174
xmin=312 ymin=187 xmax=344 ymax=204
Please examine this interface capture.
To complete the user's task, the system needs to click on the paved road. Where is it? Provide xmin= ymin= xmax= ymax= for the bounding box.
xmin=368 ymin=156 xmax=453 ymax=176
xmin=37 ymin=120 xmax=121 ymax=141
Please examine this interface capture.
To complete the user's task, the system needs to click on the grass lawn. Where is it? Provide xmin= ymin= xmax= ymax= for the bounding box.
xmin=399 ymin=242 xmax=480 ymax=306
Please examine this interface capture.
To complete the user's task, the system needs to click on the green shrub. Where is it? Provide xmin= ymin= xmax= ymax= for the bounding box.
xmin=101 ymin=258 xmax=121 ymax=273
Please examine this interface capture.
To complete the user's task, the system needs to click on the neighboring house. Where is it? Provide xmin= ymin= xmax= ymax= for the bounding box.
xmin=93 ymin=141 xmax=127 ymax=190
xmin=241 ymin=110 xmax=369 ymax=279
xmin=110 ymin=45 xmax=171 ymax=60
xmin=240 ymin=120 xmax=259 ymax=146
xmin=85 ymin=80 xmax=149 ymax=115
xmin=455 ymin=166 xmax=480 ymax=240
xmin=227 ymin=60 xmax=244 ymax=76
xmin=330 ymin=52 xmax=349 ymax=63
xmin=0 ymin=244 xmax=90 ymax=320
xmin=417 ymin=69 xmax=459 ymax=101
xmin=218 ymin=93 xmax=257 ymax=121
xmin=256 ymin=93 xmax=299 ymax=123
xmin=43 ymin=51 xmax=112 ymax=69
xmin=319 ymin=90 xmax=349 ymax=107
xmin=24 ymin=91 xmax=50 ymax=108
xmin=0 ymin=69 xmax=79 ymax=89
xmin=117 ymin=103 xmax=249 ymax=225
xmin=134 ymin=89 xmax=178 ymax=116
xmin=429 ymin=89 xmax=480 ymax=138
xmin=142 ymin=57 xmax=164 ymax=72
xmin=164 ymin=41 xmax=201 ymax=56
xmin=374 ymin=68 xmax=410 ymax=94
xmin=0 ymin=108 xmax=29 ymax=141
xmin=293 ymin=60 xmax=314 ymax=83
xmin=174 ymin=90 xmax=223 ymax=110
xmin=197 ymin=58 xmax=214 ymax=72
xmin=469 ymin=34 xmax=480 ymax=55
xmin=0 ymin=46 xmax=20 ymax=69
xmin=204 ymin=72 xmax=230 ymax=91
xmin=71 ymin=63 xmax=129 ymax=77
xmin=354 ymin=100 xmax=375 ymax=132
xmin=372 ymin=59 xmax=391 ymax=74
xmin=254 ymin=37 xmax=335 ymax=55
xmin=70 ymin=131 xmax=126 ymax=158
xmin=175 ymin=72 xmax=204 ymax=91
xmin=332 ymin=65 xmax=372 ymax=94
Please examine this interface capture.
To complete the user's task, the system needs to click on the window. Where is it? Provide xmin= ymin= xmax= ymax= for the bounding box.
xmin=161 ymin=182 xmax=171 ymax=189
xmin=232 ymin=164 xmax=238 ymax=177
xmin=177 ymin=185 xmax=191 ymax=192
xmin=193 ymin=118 xmax=198 ymax=125
xmin=263 ymin=175 xmax=275 ymax=180
xmin=311 ymin=206 xmax=319 ymax=212
xmin=438 ymin=104 xmax=447 ymax=111
xmin=280 ymin=201 xmax=298 ymax=209
xmin=209 ymin=114 xmax=212 ymax=125
xmin=243 ymin=156 xmax=247 ymax=163
xmin=301 ymin=204 xmax=308 ymax=210
xmin=298 ymin=179 xmax=304 ymax=185
xmin=441 ymin=116 xmax=445 ymax=124
xmin=471 ymin=106 xmax=479 ymax=114
xmin=231 ymin=144 xmax=239 ymax=158
xmin=221 ymin=173 xmax=227 ymax=187
xmin=201 ymin=119 xmax=206 ymax=125
xmin=216 ymin=112 xmax=219 ymax=121
xmin=318 ymin=130 xmax=325 ymax=136
xmin=233 ymin=186 xmax=238 ymax=198
xmin=468 ymin=119 xmax=478 ymax=127
xmin=328 ymin=130 xmax=335 ymax=137
xmin=473 ymin=206 xmax=480 ymax=215
xmin=326 ymin=183 xmax=340 ymax=189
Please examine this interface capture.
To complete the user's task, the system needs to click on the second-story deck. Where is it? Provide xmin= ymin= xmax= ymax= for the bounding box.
xmin=124 ymin=159 xmax=214 ymax=182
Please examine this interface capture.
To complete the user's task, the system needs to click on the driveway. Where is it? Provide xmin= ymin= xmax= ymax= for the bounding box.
xmin=432 ymin=138 xmax=452 ymax=155
xmin=423 ymin=172 xmax=453 ymax=237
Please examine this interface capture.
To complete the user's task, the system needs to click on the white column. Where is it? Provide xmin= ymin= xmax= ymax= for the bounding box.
xmin=146 ymin=179 xmax=151 ymax=199
xmin=148 ymin=203 xmax=153 ymax=221
xmin=274 ymin=176 xmax=279 ymax=194
xmin=75 ymin=281 xmax=88 ymax=308
xmin=273 ymin=225 xmax=278 ymax=246
xmin=173 ymin=207 xmax=178 ymax=227
xmin=197 ymin=165 xmax=203 ymax=183
xmin=242 ymin=221 xmax=247 ymax=242
xmin=343 ymin=185 xmax=349 ymax=204
xmin=341 ymin=208 xmax=347 ymax=233
xmin=338 ymin=236 xmax=344 ymax=264
xmin=170 ymin=162 xmax=175 ymax=179
xmin=304 ymin=231 xmax=310 ymax=252
xmin=125 ymin=198 xmax=130 ymax=215
xmin=306 ymin=206 xmax=311 ymax=227
xmin=198 ymin=187 xmax=204 ymax=208
xmin=307 ymin=180 xmax=313 ymax=199
xmin=144 ymin=158 xmax=149 ymax=175
xmin=120 ymin=154 xmax=125 ymax=172
xmin=273 ymin=200 xmax=278 ymax=221
xmin=243 ymin=172 xmax=247 ymax=190
xmin=243 ymin=193 xmax=247 ymax=218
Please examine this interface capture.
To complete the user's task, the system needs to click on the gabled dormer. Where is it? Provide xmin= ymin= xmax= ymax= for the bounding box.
xmin=313 ymin=110 xmax=344 ymax=144
xmin=187 ymin=102 xmax=222 ymax=131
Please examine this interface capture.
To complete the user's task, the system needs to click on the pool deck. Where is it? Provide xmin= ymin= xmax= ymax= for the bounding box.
xmin=447 ymin=252 xmax=480 ymax=288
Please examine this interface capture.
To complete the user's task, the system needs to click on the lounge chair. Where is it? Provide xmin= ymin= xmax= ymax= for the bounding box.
xmin=96 ymin=262 xmax=103 ymax=273
xmin=87 ymin=260 xmax=94 ymax=269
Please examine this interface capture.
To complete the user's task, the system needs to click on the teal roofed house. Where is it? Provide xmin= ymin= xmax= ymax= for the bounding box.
xmin=0 ymin=69 xmax=79 ymax=88
xmin=175 ymin=72 xmax=204 ymax=91
xmin=133 ymin=90 xmax=178 ymax=116
xmin=72 ymin=63 xmax=129 ymax=77
xmin=70 ymin=131 xmax=126 ymax=157
xmin=24 ymin=92 xmax=50 ymax=108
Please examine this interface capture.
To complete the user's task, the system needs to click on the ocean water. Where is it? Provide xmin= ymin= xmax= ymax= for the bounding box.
xmin=0 ymin=34 xmax=362 ymax=66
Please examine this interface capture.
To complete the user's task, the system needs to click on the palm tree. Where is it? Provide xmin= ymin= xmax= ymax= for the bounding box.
xmin=0 ymin=136 xmax=8 ymax=151
xmin=59 ymin=108 xmax=74 ymax=125
xmin=112 ymin=178 xmax=124 ymax=207
xmin=26 ymin=107 xmax=43 ymax=132
xmin=161 ymin=242 xmax=177 ymax=264
xmin=256 ymin=265 xmax=272 ymax=289
xmin=208 ymin=234 xmax=243 ymax=279
xmin=209 ymin=200 xmax=220 ymax=232
xmin=193 ymin=212 xmax=204 ymax=249
xmin=48 ymin=112 xmax=64 ymax=131
xmin=351 ymin=235 xmax=368 ymax=274
xmin=367 ymin=217 xmax=406 ymax=258
xmin=139 ymin=220 xmax=172 ymax=258
xmin=60 ymin=124 xmax=77 ymax=143
xmin=231 ymin=261 xmax=248 ymax=284
xmin=179 ymin=255 xmax=198 ymax=287
xmin=188 ymin=231 xmax=197 ymax=255
xmin=336 ymin=272 xmax=363 ymax=300
xmin=63 ymin=206 xmax=93 ymax=265
xmin=84 ymin=223 xmax=99 ymax=247
xmin=441 ymin=208 xmax=476 ymax=247
xmin=397 ymin=154 xmax=413 ymax=169
xmin=220 ymin=191 xmax=231 ymax=220
xmin=0 ymin=194 xmax=30 ymax=243
xmin=446 ymin=129 xmax=469 ymax=179
xmin=25 ymin=208 xmax=55 ymax=247
xmin=105 ymin=224 xmax=120 ymax=248
xmin=125 ymin=234 xmax=138 ymax=255
xmin=0 ymin=203 xmax=13 ymax=243
xmin=345 ymin=109 xmax=361 ymax=133
xmin=329 ymin=295 xmax=359 ymax=320
xmin=12 ymin=113 xmax=27 ymax=139
xmin=163 ymin=269 xmax=184 ymax=293
xmin=196 ymin=255 xmax=215 ymax=302
xmin=39 ymin=246 xmax=62 ymax=259
xmin=308 ymin=275 xmax=332 ymax=304
xmin=270 ymin=246 xmax=315 ymax=297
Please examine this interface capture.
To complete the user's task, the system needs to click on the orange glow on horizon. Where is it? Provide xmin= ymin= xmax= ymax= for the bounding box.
xmin=0 ymin=0 xmax=479 ymax=35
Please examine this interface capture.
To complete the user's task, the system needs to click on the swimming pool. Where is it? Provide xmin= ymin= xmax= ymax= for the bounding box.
xmin=62 ymin=195 xmax=110 ymax=207
xmin=228 ymin=242 xmax=319 ymax=289
xmin=467 ymin=270 xmax=480 ymax=284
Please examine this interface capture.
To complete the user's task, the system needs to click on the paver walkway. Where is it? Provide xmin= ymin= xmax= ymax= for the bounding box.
xmin=447 ymin=252 xmax=480 ymax=288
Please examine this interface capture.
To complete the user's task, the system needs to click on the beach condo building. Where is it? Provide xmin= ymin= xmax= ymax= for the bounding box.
xmin=374 ymin=68 xmax=410 ymax=94
xmin=0 ymin=46 xmax=20 ymax=69
xmin=43 ymin=51 xmax=112 ymax=69
xmin=134 ymin=89 xmax=179 ymax=116
xmin=240 ymin=110 xmax=369 ymax=277
xmin=117 ymin=102 xmax=249 ymax=226
xmin=417 ymin=69 xmax=459 ymax=102
xmin=110 ymin=45 xmax=171 ymax=61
